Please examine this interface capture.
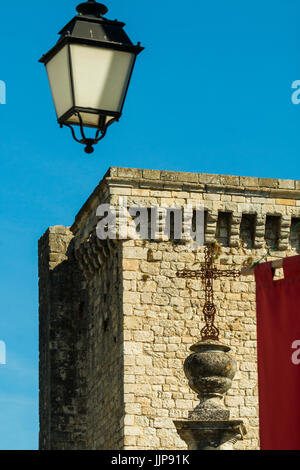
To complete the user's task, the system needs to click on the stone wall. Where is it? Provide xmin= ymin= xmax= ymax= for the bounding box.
xmin=76 ymin=237 xmax=124 ymax=449
xmin=121 ymin=239 xmax=257 ymax=450
xmin=39 ymin=167 xmax=300 ymax=450
xmin=38 ymin=227 xmax=87 ymax=450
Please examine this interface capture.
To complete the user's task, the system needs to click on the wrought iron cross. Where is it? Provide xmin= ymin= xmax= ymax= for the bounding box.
xmin=177 ymin=244 xmax=241 ymax=341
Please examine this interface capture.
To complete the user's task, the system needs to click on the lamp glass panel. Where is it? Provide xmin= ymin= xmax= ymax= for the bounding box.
xmin=67 ymin=113 xmax=115 ymax=128
xmin=46 ymin=45 xmax=73 ymax=119
xmin=70 ymin=44 xmax=135 ymax=114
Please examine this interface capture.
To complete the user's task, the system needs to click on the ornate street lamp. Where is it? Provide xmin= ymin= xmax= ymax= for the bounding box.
xmin=39 ymin=0 xmax=144 ymax=154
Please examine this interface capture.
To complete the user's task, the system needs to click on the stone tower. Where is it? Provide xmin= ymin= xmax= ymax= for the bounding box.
xmin=39 ymin=167 xmax=300 ymax=450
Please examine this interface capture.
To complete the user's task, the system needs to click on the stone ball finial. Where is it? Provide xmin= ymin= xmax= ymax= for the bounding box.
xmin=184 ymin=340 xmax=237 ymax=420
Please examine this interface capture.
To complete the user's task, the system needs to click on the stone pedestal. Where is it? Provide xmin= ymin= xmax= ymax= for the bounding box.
xmin=174 ymin=341 xmax=246 ymax=450
xmin=174 ymin=420 xmax=246 ymax=450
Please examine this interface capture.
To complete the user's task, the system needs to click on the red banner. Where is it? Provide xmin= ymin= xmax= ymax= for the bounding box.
xmin=255 ymin=256 xmax=300 ymax=450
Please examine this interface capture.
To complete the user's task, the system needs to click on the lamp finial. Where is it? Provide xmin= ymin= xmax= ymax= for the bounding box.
xmin=76 ymin=0 xmax=108 ymax=17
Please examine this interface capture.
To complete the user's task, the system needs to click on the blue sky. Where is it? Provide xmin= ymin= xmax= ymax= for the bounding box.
xmin=0 ymin=0 xmax=300 ymax=449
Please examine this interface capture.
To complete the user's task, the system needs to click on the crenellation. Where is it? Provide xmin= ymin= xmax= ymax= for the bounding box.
xmin=265 ymin=215 xmax=281 ymax=248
